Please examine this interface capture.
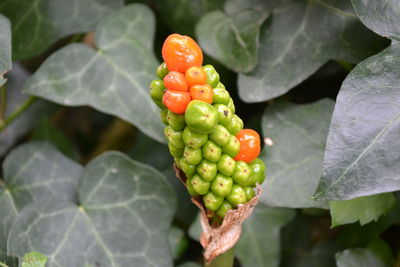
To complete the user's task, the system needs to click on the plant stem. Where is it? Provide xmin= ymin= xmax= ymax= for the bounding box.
xmin=205 ymin=247 xmax=235 ymax=267
xmin=0 ymin=96 xmax=37 ymax=132
xmin=0 ymin=85 xmax=6 ymax=119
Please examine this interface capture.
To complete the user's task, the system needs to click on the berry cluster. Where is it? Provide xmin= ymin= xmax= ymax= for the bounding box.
xmin=150 ymin=34 xmax=266 ymax=222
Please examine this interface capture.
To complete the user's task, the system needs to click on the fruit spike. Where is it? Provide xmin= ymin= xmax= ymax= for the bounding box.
xmin=149 ymin=33 xmax=266 ymax=221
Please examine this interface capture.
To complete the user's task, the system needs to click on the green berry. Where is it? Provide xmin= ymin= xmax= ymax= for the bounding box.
xmin=226 ymin=184 xmax=247 ymax=207
xmin=203 ymin=191 xmax=224 ymax=211
xmin=202 ymin=140 xmax=222 ymax=162
xmin=222 ymin=135 xmax=240 ymax=158
xmin=166 ymin=110 xmax=185 ymax=131
xmin=180 ymin=158 xmax=196 ymax=177
xmin=202 ymin=65 xmax=220 ymax=88
xmin=227 ymin=114 xmax=243 ymax=135
xmin=217 ymin=154 xmax=236 ymax=176
xmin=154 ymin=100 xmax=166 ymax=109
xmin=156 ymin=62 xmax=169 ymax=79
xmin=246 ymin=158 xmax=266 ymax=186
xmin=168 ymin=142 xmax=183 ymax=158
xmin=186 ymin=177 xmax=200 ymax=196
xmin=196 ymin=159 xmax=217 ymax=182
xmin=183 ymin=127 xmax=208 ymax=149
xmin=183 ymin=146 xmax=202 ymax=165
xmin=150 ymin=79 xmax=165 ymax=102
xmin=174 ymin=157 xmax=181 ymax=168
xmin=211 ymin=174 xmax=233 ymax=197
xmin=227 ymin=98 xmax=235 ymax=114
xmin=213 ymin=86 xmax=230 ymax=105
xmin=185 ymin=100 xmax=219 ymax=134
xmin=164 ymin=126 xmax=184 ymax=148
xmin=190 ymin=174 xmax=210 ymax=195
xmin=232 ymin=161 xmax=251 ymax=185
xmin=216 ymin=201 xmax=233 ymax=218
xmin=209 ymin=124 xmax=230 ymax=147
xmin=160 ymin=110 xmax=168 ymax=125
xmin=244 ymin=186 xmax=255 ymax=201
xmin=213 ymin=104 xmax=233 ymax=128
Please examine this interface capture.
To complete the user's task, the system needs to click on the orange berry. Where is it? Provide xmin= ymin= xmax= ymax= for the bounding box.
xmin=163 ymin=71 xmax=188 ymax=91
xmin=185 ymin=66 xmax=207 ymax=87
xmin=233 ymin=129 xmax=261 ymax=163
xmin=189 ymin=84 xmax=213 ymax=104
xmin=162 ymin=90 xmax=191 ymax=114
xmin=162 ymin=34 xmax=203 ymax=73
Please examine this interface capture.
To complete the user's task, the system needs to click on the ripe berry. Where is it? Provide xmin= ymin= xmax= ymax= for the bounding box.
xmin=163 ymin=71 xmax=189 ymax=91
xmin=234 ymin=129 xmax=261 ymax=163
xmin=163 ymin=90 xmax=191 ymax=114
xmin=190 ymin=84 xmax=213 ymax=104
xmin=185 ymin=66 xmax=207 ymax=86
xmin=162 ymin=34 xmax=203 ymax=73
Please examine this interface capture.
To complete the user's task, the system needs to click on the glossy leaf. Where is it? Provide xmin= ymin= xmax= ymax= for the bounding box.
xmin=196 ymin=7 xmax=269 ymax=72
xmin=158 ymin=0 xmax=225 ymax=36
xmin=261 ymin=99 xmax=334 ymax=208
xmin=0 ymin=14 xmax=11 ymax=86
xmin=0 ymin=0 xmax=123 ymax=60
xmin=8 ymin=151 xmax=176 ymax=267
xmin=189 ymin=204 xmax=295 ymax=267
xmin=351 ymin=0 xmax=400 ymax=40
xmin=315 ymin=44 xmax=400 ymax=201
xmin=0 ymin=65 xmax=57 ymax=156
xmin=236 ymin=0 xmax=387 ymax=102
xmin=0 ymin=142 xmax=82 ymax=258
xmin=330 ymin=193 xmax=396 ymax=227
xmin=23 ymin=4 xmax=165 ymax=143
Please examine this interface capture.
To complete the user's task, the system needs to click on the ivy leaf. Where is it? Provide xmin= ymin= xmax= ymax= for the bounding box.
xmin=8 ymin=151 xmax=176 ymax=267
xmin=0 ymin=64 xmax=57 ymax=156
xmin=189 ymin=205 xmax=295 ymax=267
xmin=196 ymin=7 xmax=269 ymax=73
xmin=351 ymin=0 xmax=400 ymax=41
xmin=236 ymin=0 xmax=387 ymax=102
xmin=0 ymin=0 xmax=123 ymax=61
xmin=21 ymin=252 xmax=47 ymax=267
xmin=336 ymin=236 xmax=394 ymax=267
xmin=261 ymin=99 xmax=334 ymax=208
xmin=23 ymin=4 xmax=165 ymax=143
xmin=329 ymin=193 xmax=396 ymax=227
xmin=158 ymin=0 xmax=225 ymax=36
xmin=314 ymin=45 xmax=400 ymax=201
xmin=0 ymin=14 xmax=11 ymax=86
xmin=0 ymin=142 xmax=82 ymax=261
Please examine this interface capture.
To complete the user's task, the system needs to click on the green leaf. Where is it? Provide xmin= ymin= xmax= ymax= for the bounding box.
xmin=196 ymin=7 xmax=269 ymax=73
xmin=314 ymin=44 xmax=400 ymax=201
xmin=330 ymin=193 xmax=396 ymax=227
xmin=336 ymin=248 xmax=390 ymax=267
xmin=0 ymin=64 xmax=57 ymax=156
xmin=158 ymin=0 xmax=225 ymax=36
xmin=8 ymin=151 xmax=176 ymax=267
xmin=21 ymin=252 xmax=47 ymax=267
xmin=168 ymin=226 xmax=188 ymax=260
xmin=261 ymin=99 xmax=334 ymax=208
xmin=189 ymin=204 xmax=295 ymax=267
xmin=32 ymin=117 xmax=78 ymax=160
xmin=23 ymin=4 xmax=165 ymax=143
xmin=236 ymin=0 xmax=387 ymax=102
xmin=0 ymin=142 xmax=82 ymax=264
xmin=0 ymin=14 xmax=11 ymax=86
xmin=351 ymin=0 xmax=400 ymax=41
xmin=0 ymin=0 xmax=123 ymax=61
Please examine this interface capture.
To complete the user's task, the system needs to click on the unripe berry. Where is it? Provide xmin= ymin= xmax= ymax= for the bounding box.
xmin=182 ymin=127 xmax=208 ymax=149
xmin=203 ymin=191 xmax=224 ymax=211
xmin=156 ymin=62 xmax=169 ymax=79
xmin=212 ymin=84 xmax=230 ymax=105
xmin=227 ymin=184 xmax=247 ymax=207
xmin=202 ymin=65 xmax=220 ymax=88
xmin=166 ymin=110 xmax=186 ymax=131
xmin=164 ymin=126 xmax=184 ymax=148
xmin=185 ymin=100 xmax=219 ymax=134
xmin=217 ymin=154 xmax=236 ymax=176
xmin=211 ymin=174 xmax=233 ymax=197
xmin=160 ymin=110 xmax=168 ymax=125
xmin=202 ymin=140 xmax=222 ymax=162
xmin=244 ymin=186 xmax=255 ymax=201
xmin=168 ymin=142 xmax=184 ymax=158
xmin=150 ymin=79 xmax=165 ymax=102
xmin=183 ymin=146 xmax=202 ymax=165
xmin=227 ymin=114 xmax=243 ymax=135
xmin=222 ymin=135 xmax=240 ymax=158
xmin=213 ymin=104 xmax=233 ymax=129
xmin=232 ymin=161 xmax=251 ymax=185
xmin=190 ymin=174 xmax=210 ymax=195
xmin=180 ymin=158 xmax=196 ymax=177
xmin=209 ymin=124 xmax=230 ymax=147
xmin=186 ymin=177 xmax=200 ymax=196
xmin=216 ymin=201 xmax=233 ymax=218
xmin=196 ymin=159 xmax=218 ymax=182
xmin=227 ymin=98 xmax=235 ymax=114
